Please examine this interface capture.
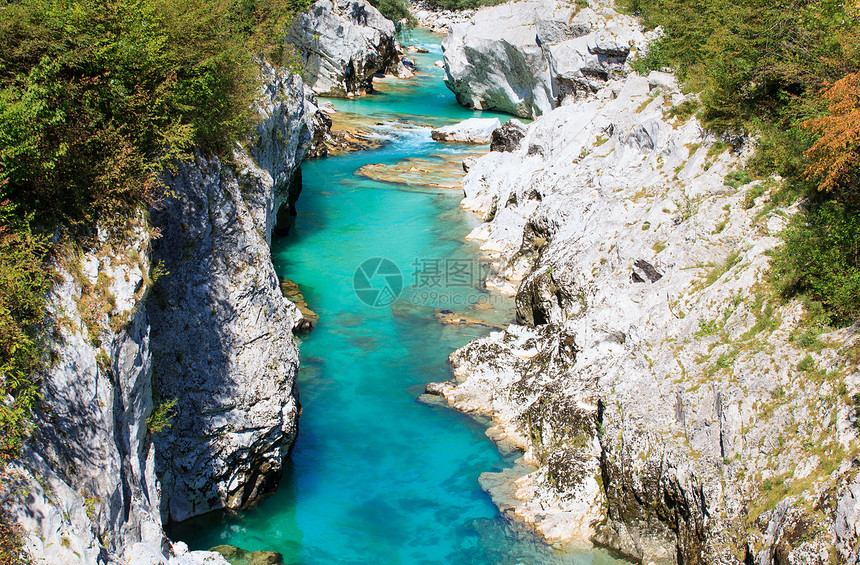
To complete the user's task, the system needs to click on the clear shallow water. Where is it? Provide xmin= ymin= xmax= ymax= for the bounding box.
xmin=169 ymin=28 xmax=627 ymax=565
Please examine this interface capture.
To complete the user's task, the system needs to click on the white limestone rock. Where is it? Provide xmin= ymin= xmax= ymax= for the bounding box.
xmin=441 ymin=0 xmax=647 ymax=118
xmin=149 ymin=70 xmax=318 ymax=522
xmin=2 ymin=222 xmax=228 ymax=565
xmin=287 ymin=0 xmax=399 ymax=96
xmin=436 ymin=66 xmax=860 ymax=563
xmin=431 ymin=117 xmax=501 ymax=143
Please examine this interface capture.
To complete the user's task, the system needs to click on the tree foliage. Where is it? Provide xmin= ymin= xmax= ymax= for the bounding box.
xmin=623 ymin=0 xmax=860 ymax=323
xmin=368 ymin=0 xmax=414 ymax=25
xmin=0 ymin=190 xmax=47 ymax=460
xmin=771 ymin=197 xmax=860 ymax=325
xmin=0 ymin=0 xmax=310 ymax=231
xmin=802 ymin=72 xmax=860 ymax=195
xmin=421 ymin=0 xmax=506 ymax=12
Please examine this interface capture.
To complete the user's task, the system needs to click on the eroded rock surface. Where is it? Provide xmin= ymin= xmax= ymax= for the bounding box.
xmin=441 ymin=0 xmax=650 ymax=118
xmin=149 ymin=69 xmax=320 ymax=522
xmin=433 ymin=67 xmax=860 ymax=564
xmin=288 ymin=0 xmax=399 ymax=96
xmin=2 ymin=224 xmax=228 ymax=564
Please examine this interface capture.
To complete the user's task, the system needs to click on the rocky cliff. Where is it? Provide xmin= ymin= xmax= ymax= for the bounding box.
xmin=3 ymin=66 xmax=324 ymax=564
xmin=441 ymin=0 xmax=651 ymax=118
xmin=431 ymin=25 xmax=860 ymax=565
xmin=2 ymin=222 xmax=228 ymax=564
xmin=148 ymin=67 xmax=323 ymax=523
xmin=288 ymin=0 xmax=400 ymax=96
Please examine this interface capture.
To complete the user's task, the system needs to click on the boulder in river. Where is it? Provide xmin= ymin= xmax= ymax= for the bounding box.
xmin=431 ymin=117 xmax=501 ymax=143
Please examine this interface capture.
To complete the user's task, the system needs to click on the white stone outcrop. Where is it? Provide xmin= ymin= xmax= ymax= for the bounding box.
xmin=288 ymin=0 xmax=399 ymax=96
xmin=149 ymin=69 xmax=321 ymax=522
xmin=432 ymin=67 xmax=860 ymax=563
xmin=431 ymin=117 xmax=501 ymax=143
xmin=2 ymin=222 xmax=228 ymax=565
xmin=441 ymin=0 xmax=648 ymax=118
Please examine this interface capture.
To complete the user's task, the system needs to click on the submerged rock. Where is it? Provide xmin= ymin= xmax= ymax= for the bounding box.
xmin=287 ymin=0 xmax=399 ymax=97
xmin=280 ymin=277 xmax=320 ymax=332
xmin=356 ymin=152 xmax=484 ymax=189
xmin=434 ymin=308 xmax=506 ymax=329
xmin=210 ymin=544 xmax=284 ymax=565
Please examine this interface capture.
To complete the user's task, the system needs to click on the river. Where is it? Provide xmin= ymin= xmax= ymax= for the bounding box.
xmin=169 ymin=27 xmax=626 ymax=565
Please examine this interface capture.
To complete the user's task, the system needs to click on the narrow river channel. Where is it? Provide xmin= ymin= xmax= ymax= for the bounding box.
xmin=170 ymin=27 xmax=627 ymax=565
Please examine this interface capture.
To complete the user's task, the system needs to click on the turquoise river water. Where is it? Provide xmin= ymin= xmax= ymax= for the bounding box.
xmin=170 ymin=28 xmax=627 ymax=565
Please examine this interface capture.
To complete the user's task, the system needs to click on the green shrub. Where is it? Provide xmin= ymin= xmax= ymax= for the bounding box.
xmin=0 ymin=505 xmax=30 ymax=565
xmin=629 ymin=36 xmax=673 ymax=75
xmin=147 ymin=397 xmax=178 ymax=434
xmin=665 ymin=99 xmax=700 ymax=122
xmin=695 ymin=317 xmax=719 ymax=336
xmin=742 ymin=185 xmax=765 ymax=209
xmin=369 ymin=0 xmax=414 ymax=25
xmin=423 ymin=0 xmax=506 ymax=11
xmin=622 ymin=0 xmax=860 ymax=325
xmin=0 ymin=199 xmax=48 ymax=462
xmin=0 ymin=0 xmax=312 ymax=233
xmin=770 ymin=197 xmax=860 ymax=325
xmin=797 ymin=354 xmax=816 ymax=372
xmin=724 ymin=169 xmax=751 ymax=189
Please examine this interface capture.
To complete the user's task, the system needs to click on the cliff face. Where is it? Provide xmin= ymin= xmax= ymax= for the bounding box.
xmin=442 ymin=1 xmax=650 ymax=118
xmin=3 ymin=224 xmax=228 ymax=564
xmin=287 ymin=0 xmax=400 ymax=97
xmin=149 ymin=69 xmax=322 ymax=522
xmin=431 ymin=14 xmax=860 ymax=563
xmin=4 ymin=68 xmax=324 ymax=563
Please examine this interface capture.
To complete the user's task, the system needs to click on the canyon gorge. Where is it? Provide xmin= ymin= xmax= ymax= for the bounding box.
xmin=2 ymin=1 xmax=859 ymax=564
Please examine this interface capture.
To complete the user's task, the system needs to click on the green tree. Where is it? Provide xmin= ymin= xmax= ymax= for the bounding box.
xmin=625 ymin=0 xmax=860 ymax=323
xmin=0 ymin=197 xmax=47 ymax=461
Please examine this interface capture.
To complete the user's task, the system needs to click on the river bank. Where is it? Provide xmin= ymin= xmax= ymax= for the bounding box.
xmin=424 ymin=1 xmax=860 ymax=563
